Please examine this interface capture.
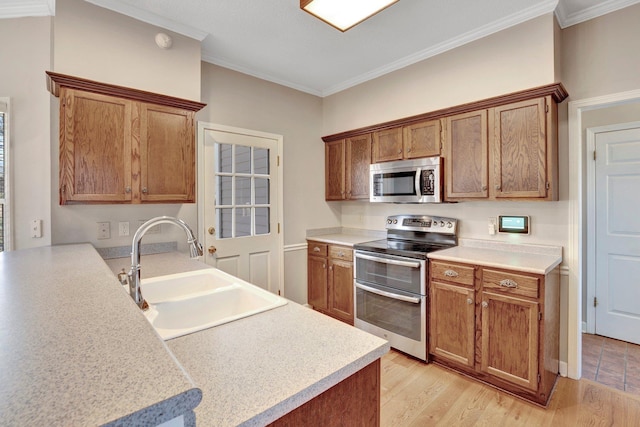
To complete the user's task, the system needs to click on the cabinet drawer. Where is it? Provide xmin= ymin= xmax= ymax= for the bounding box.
xmin=431 ymin=261 xmax=475 ymax=286
xmin=482 ymin=269 xmax=539 ymax=299
xmin=329 ymin=245 xmax=353 ymax=262
xmin=307 ymin=241 xmax=328 ymax=257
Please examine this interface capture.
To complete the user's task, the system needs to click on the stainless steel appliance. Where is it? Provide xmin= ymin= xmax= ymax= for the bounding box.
xmin=369 ymin=157 xmax=443 ymax=203
xmin=353 ymin=214 xmax=458 ymax=361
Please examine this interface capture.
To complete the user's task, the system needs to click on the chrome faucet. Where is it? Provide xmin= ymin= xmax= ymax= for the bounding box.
xmin=128 ymin=216 xmax=203 ymax=308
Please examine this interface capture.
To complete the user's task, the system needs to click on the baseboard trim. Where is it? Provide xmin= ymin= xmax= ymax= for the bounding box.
xmin=559 ymin=361 xmax=568 ymax=377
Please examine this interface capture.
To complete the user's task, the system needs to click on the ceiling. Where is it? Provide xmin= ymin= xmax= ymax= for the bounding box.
xmin=1 ymin=0 xmax=638 ymax=96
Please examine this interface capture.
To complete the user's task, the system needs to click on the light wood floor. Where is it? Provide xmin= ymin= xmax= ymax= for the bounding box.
xmin=380 ymin=349 xmax=640 ymax=426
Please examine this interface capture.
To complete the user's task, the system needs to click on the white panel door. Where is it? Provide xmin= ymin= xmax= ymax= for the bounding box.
xmin=595 ymin=125 xmax=640 ymax=344
xmin=201 ymin=125 xmax=282 ymax=295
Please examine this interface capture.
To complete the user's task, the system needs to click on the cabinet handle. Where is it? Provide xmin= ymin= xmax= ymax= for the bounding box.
xmin=499 ymin=279 xmax=518 ymax=288
xmin=313 ymin=247 xmax=320 ymax=252
xmin=142 ymin=187 xmax=148 ymax=194
xmin=495 ymin=185 xmax=501 ymax=191
xmin=482 ymin=301 xmax=488 ymax=308
xmin=444 ymin=269 xmax=459 ymax=277
xmin=482 ymin=185 xmax=487 ymax=191
xmin=398 ymin=150 xmax=402 ymax=154
xmin=323 ymin=263 xmax=326 ymax=269
xmin=338 ymin=251 xmax=345 ymax=257
xmin=467 ymin=298 xmax=473 ymax=305
xmin=125 ymin=186 xmax=131 ymax=193
xmin=329 ymin=265 xmax=333 ymax=271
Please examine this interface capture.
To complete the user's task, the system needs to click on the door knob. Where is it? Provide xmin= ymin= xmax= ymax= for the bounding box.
xmin=208 ymin=246 xmax=217 ymax=255
xmin=208 ymin=226 xmax=215 ymax=235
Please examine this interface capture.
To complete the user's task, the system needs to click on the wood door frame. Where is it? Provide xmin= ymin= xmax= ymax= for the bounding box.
xmin=585 ymin=121 xmax=640 ymax=334
xmin=196 ymin=122 xmax=285 ymax=295
xmin=567 ymin=89 xmax=640 ymax=380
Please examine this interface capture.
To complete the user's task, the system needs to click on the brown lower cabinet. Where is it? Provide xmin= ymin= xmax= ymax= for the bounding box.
xmin=267 ymin=359 xmax=380 ymax=426
xmin=307 ymin=240 xmax=354 ymax=325
xmin=429 ymin=260 xmax=560 ymax=406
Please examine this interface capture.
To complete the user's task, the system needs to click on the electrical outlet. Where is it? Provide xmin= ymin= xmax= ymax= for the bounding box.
xmin=97 ymin=222 xmax=111 ymax=239
xmin=118 ymin=221 xmax=130 ymax=237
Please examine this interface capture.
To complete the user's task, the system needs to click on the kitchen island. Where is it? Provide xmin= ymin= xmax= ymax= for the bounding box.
xmin=0 ymin=244 xmax=389 ymax=426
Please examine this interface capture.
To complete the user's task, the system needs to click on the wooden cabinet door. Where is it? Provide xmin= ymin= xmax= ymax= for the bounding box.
xmin=481 ymin=291 xmax=539 ymax=391
xmin=345 ymin=134 xmax=371 ymax=200
xmin=308 ymin=255 xmax=328 ymax=311
xmin=325 ymin=140 xmax=345 ymax=200
xmin=372 ymin=127 xmax=403 ymax=163
xmin=403 ymin=119 xmax=441 ymax=159
xmin=429 ymin=281 xmax=475 ymax=367
xmin=140 ymin=103 xmax=195 ymax=203
xmin=328 ymin=259 xmax=354 ymax=324
xmin=490 ymin=97 xmax=547 ymax=199
xmin=59 ymin=88 xmax=132 ymax=204
xmin=444 ymin=110 xmax=488 ymax=200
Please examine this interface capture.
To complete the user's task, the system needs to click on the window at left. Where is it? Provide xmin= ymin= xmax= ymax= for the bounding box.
xmin=0 ymin=99 xmax=9 ymax=252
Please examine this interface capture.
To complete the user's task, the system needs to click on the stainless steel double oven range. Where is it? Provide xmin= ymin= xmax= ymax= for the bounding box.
xmin=353 ymin=214 xmax=458 ymax=362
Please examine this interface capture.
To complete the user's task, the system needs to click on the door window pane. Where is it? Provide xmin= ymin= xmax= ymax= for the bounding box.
xmin=255 ymin=178 xmax=269 ymax=205
xmin=255 ymin=207 xmax=270 ymax=235
xmin=236 ymin=208 xmax=251 ymax=237
xmin=217 ymin=176 xmax=233 ymax=205
xmin=236 ymin=145 xmax=251 ymax=174
xmin=217 ymin=208 xmax=233 ymax=238
xmin=254 ymin=148 xmax=269 ymax=174
xmin=236 ymin=177 xmax=251 ymax=205
xmin=217 ymin=143 xmax=232 ymax=173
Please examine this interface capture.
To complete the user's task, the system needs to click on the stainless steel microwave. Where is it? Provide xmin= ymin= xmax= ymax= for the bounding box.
xmin=370 ymin=157 xmax=443 ymax=203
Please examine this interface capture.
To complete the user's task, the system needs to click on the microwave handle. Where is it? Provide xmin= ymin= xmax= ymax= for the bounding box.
xmin=415 ymin=168 xmax=422 ymax=196
xmin=355 ymin=282 xmax=421 ymax=304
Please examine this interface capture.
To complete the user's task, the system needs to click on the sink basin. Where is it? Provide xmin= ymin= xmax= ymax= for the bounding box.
xmin=140 ymin=269 xmax=287 ymax=340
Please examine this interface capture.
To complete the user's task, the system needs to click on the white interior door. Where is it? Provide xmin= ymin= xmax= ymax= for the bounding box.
xmin=199 ymin=123 xmax=283 ymax=295
xmin=594 ymin=124 xmax=640 ymax=344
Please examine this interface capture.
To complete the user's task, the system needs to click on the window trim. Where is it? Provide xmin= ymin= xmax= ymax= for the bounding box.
xmin=0 ymin=97 xmax=11 ymax=251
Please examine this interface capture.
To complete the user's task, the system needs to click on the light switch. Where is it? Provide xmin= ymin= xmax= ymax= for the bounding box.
xmin=488 ymin=217 xmax=497 ymax=235
xmin=97 ymin=222 xmax=110 ymax=239
xmin=31 ymin=219 xmax=42 ymax=238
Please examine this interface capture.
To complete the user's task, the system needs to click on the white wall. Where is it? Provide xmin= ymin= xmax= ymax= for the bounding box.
xmin=0 ymin=17 xmax=52 ymax=250
xmin=50 ymin=0 xmax=203 ymax=251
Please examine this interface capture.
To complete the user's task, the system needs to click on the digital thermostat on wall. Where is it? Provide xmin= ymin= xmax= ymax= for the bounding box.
xmin=498 ymin=215 xmax=530 ymax=235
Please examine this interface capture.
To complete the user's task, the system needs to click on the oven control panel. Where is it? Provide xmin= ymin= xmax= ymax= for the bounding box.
xmin=386 ymin=214 xmax=457 ymax=235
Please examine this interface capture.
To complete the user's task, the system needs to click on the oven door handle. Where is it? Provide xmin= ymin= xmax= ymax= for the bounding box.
xmin=355 ymin=253 xmax=422 ymax=269
xmin=355 ymin=282 xmax=421 ymax=304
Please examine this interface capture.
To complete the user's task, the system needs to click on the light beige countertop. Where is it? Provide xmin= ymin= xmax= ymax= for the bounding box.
xmin=428 ymin=239 xmax=563 ymax=275
xmin=306 ymin=227 xmax=384 ymax=247
xmin=0 ymin=244 xmax=201 ymax=426
xmin=109 ymin=251 xmax=390 ymax=426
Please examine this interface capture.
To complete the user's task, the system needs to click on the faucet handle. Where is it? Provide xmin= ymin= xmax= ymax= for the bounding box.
xmin=117 ymin=269 xmax=129 ymax=286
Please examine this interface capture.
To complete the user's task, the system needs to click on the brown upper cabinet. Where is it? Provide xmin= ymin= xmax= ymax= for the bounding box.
xmin=445 ymin=96 xmax=556 ymax=201
xmin=444 ymin=110 xmax=489 ymax=199
xmin=47 ymin=72 xmax=205 ymax=205
xmin=372 ymin=119 xmax=441 ymax=163
xmin=322 ymin=83 xmax=567 ymax=203
xmin=325 ymin=134 xmax=372 ymax=200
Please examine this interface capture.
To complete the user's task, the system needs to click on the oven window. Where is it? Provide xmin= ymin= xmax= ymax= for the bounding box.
xmin=355 ymin=255 xmax=423 ymax=294
xmin=356 ymin=286 xmax=421 ymax=341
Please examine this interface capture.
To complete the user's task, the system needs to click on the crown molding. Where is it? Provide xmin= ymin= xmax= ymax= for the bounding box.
xmin=320 ymin=0 xmax=559 ymax=96
xmin=0 ymin=0 xmax=54 ymax=18
xmin=555 ymin=0 xmax=640 ymax=28
xmin=84 ymin=0 xmax=208 ymax=40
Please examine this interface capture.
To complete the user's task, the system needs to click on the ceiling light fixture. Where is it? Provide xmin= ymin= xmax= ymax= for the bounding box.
xmin=300 ymin=0 xmax=399 ymax=32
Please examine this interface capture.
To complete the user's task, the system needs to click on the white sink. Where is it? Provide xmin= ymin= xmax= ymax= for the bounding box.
xmin=140 ymin=269 xmax=287 ymax=340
